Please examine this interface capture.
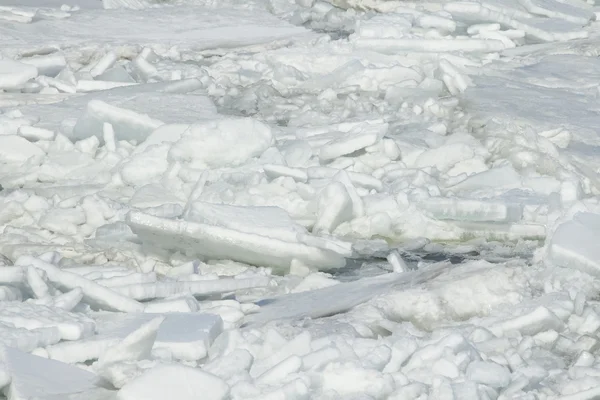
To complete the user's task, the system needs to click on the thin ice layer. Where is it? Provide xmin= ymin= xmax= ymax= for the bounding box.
xmin=186 ymin=202 xmax=306 ymax=243
xmin=418 ymin=197 xmax=523 ymax=223
xmin=126 ymin=211 xmax=346 ymax=273
xmin=245 ymin=263 xmax=448 ymax=325
xmin=548 ymin=212 xmax=600 ymax=277
xmin=1 ymin=6 xmax=313 ymax=52
xmin=1 ymin=346 xmax=112 ymax=400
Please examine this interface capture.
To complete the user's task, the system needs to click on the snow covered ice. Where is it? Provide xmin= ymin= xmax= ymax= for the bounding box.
xmin=2 ymin=0 xmax=600 ymax=398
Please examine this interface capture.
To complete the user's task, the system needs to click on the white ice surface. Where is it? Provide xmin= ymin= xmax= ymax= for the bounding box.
xmin=0 ymin=0 xmax=600 ymax=398
xmin=47 ymin=312 xmax=223 ymax=363
xmin=126 ymin=211 xmax=347 ymax=273
xmin=1 ymin=346 xmax=112 ymax=400
xmin=1 ymin=6 xmax=314 ymax=53
xmin=117 ymin=364 xmax=228 ymax=400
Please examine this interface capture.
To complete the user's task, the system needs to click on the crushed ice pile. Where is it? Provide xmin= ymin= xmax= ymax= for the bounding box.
xmin=1 ymin=0 xmax=600 ymax=398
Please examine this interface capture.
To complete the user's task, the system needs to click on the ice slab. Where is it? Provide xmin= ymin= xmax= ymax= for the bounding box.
xmin=1 ymin=6 xmax=313 ymax=52
xmin=0 ymin=0 xmax=102 ymax=8
xmin=14 ymin=84 xmax=217 ymax=143
xmin=319 ymin=121 xmax=387 ymax=160
xmin=1 ymin=346 xmax=112 ymax=400
xmin=418 ymin=197 xmax=523 ymax=223
xmin=127 ymin=211 xmax=347 ymax=273
xmin=445 ymin=2 xmax=589 ymax=42
xmin=244 ymin=263 xmax=448 ymax=325
xmin=111 ymin=276 xmax=270 ymax=301
xmin=463 ymin=59 xmax=600 ymax=172
xmin=47 ymin=313 xmax=223 ymax=363
xmin=518 ymin=0 xmax=594 ymax=24
xmin=353 ymin=37 xmax=507 ymax=53
xmin=0 ymin=321 xmax=61 ymax=352
xmin=0 ymin=301 xmax=95 ymax=341
xmin=186 ymin=202 xmax=306 ymax=243
xmin=168 ymin=118 xmax=273 ymax=168
xmin=548 ymin=212 xmax=600 ymax=277
xmin=0 ymin=136 xmax=45 ymax=163
xmin=117 ymin=364 xmax=228 ymax=400
xmin=0 ymin=59 xmax=37 ymax=90
xmin=16 ymin=256 xmax=145 ymax=313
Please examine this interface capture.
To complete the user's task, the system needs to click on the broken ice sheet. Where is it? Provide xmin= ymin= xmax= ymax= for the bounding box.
xmin=1 ymin=5 xmax=314 ymax=53
xmin=0 ymin=321 xmax=61 ymax=352
xmin=46 ymin=313 xmax=223 ymax=363
xmin=244 ymin=263 xmax=449 ymax=326
xmin=14 ymin=83 xmax=218 ymax=144
xmin=0 ymin=301 xmax=95 ymax=341
xmin=547 ymin=212 xmax=600 ymax=277
xmin=1 ymin=346 xmax=114 ymax=400
xmin=126 ymin=210 xmax=348 ymax=274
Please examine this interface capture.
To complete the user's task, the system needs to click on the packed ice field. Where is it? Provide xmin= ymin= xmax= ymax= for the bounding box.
xmin=3 ymin=0 xmax=600 ymax=398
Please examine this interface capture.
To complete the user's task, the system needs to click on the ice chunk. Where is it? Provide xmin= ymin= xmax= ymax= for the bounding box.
xmin=18 ymin=126 xmax=56 ymax=142
xmin=127 ymin=211 xmax=346 ymax=273
xmin=144 ymin=296 xmax=199 ymax=313
xmin=245 ymin=263 xmax=448 ymax=325
xmin=548 ymin=212 xmax=600 ymax=277
xmin=418 ymin=197 xmax=523 ymax=223
xmin=0 ymin=321 xmax=61 ymax=352
xmin=319 ymin=122 xmax=387 ymax=161
xmin=17 ymin=85 xmax=217 ymax=143
xmin=2 ymin=6 xmax=313 ymax=53
xmin=52 ymin=288 xmax=84 ymax=311
xmin=130 ymin=184 xmax=186 ymax=210
xmin=111 ymin=277 xmax=271 ymax=301
xmin=263 ymin=164 xmax=308 ymax=183
xmin=308 ymin=167 xmax=383 ymax=191
xmin=559 ymin=387 xmax=600 ymax=400
xmin=151 ymin=313 xmax=223 ymax=361
xmin=0 ymin=136 xmax=44 ymax=163
xmin=76 ymin=80 xmax=137 ymax=92
xmin=517 ymin=0 xmax=594 ymax=24
xmin=96 ymin=66 xmax=135 ymax=83
xmin=0 ymin=267 xmax=24 ymax=285
xmin=313 ymin=182 xmax=354 ymax=235
xmin=449 ymin=165 xmax=522 ymax=193
xmin=0 ymin=287 xmax=21 ymax=302
xmin=0 ymin=301 xmax=95 ymax=341
xmin=15 ymin=256 xmax=144 ymax=313
xmin=20 ymin=54 xmax=66 ymax=78
xmin=168 ymin=118 xmax=273 ymax=168
xmin=98 ymin=316 xmax=164 ymax=366
xmin=466 ymin=361 xmax=511 ymax=388
xmin=321 ymin=362 xmax=395 ymax=398
xmin=1 ymin=346 xmax=112 ymax=400
xmin=103 ymin=0 xmax=151 ymax=10
xmin=353 ymin=37 xmax=506 ymax=53
xmin=491 ymin=306 xmax=565 ymax=336
xmin=117 ymin=364 xmax=228 ymax=400
xmin=47 ymin=313 xmax=222 ymax=363
xmin=73 ymin=100 xmax=162 ymax=143
xmin=0 ymin=59 xmax=37 ymax=90
xmin=445 ymin=2 xmax=588 ymax=42
xmin=414 ymin=143 xmax=475 ymax=172
xmin=186 ymin=202 xmax=306 ymax=243
xmin=134 ymin=124 xmax=190 ymax=154
xmin=89 ymin=51 xmax=118 ymax=77
xmin=257 ymin=355 xmax=302 ymax=384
